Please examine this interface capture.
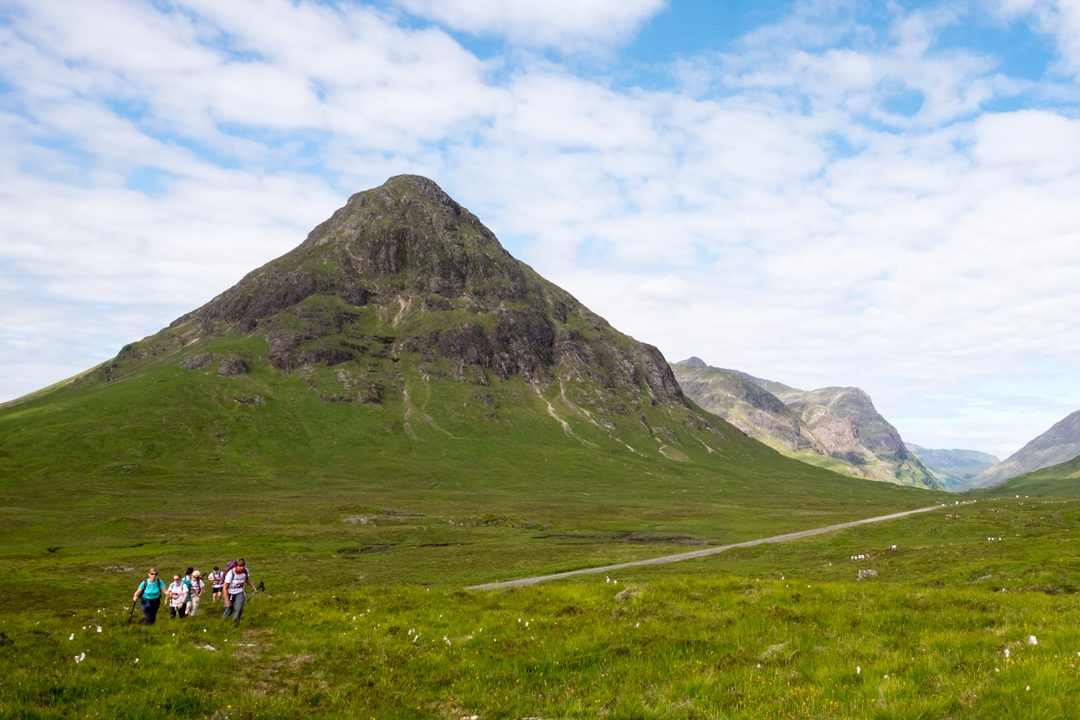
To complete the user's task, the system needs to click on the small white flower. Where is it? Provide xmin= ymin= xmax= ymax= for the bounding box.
xmin=1028 ymin=635 xmax=1038 ymax=645
xmin=134 ymin=658 xmax=139 ymax=664
xmin=74 ymin=652 xmax=85 ymax=663
xmin=1026 ymin=686 xmax=1031 ymax=691
xmin=69 ymin=633 xmax=74 ymax=641
xmin=856 ymin=666 xmax=861 ymax=675
xmin=96 ymin=626 xmax=102 ymax=633
xmin=444 ymin=636 xmax=451 ymax=645
xmin=1004 ymin=649 xmax=1011 ymax=658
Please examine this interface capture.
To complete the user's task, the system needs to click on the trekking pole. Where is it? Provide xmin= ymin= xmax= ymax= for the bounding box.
xmin=127 ymin=599 xmax=137 ymax=625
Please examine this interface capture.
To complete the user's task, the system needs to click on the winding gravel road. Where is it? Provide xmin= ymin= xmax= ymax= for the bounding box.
xmin=467 ymin=504 xmax=944 ymax=591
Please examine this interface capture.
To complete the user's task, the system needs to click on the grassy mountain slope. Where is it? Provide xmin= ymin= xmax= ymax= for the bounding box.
xmin=971 ymin=410 xmax=1080 ymax=488
xmin=981 ymin=454 xmax=1080 ymax=496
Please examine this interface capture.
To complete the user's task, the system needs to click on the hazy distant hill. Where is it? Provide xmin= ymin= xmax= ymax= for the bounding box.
xmin=906 ymin=445 xmax=1000 ymax=491
xmin=970 ymin=410 xmax=1080 ymax=488
xmin=671 ymin=358 xmax=942 ymax=490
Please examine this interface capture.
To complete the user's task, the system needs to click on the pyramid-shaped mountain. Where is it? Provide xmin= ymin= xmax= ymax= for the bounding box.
xmin=1 ymin=175 xmax=939 ymax=545
xmin=165 ymin=174 xmax=681 ymax=402
xmin=4 ymin=176 xmax=753 ymax=479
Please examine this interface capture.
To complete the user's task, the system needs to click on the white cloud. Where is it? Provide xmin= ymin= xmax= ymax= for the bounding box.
xmin=392 ymin=0 xmax=667 ymax=51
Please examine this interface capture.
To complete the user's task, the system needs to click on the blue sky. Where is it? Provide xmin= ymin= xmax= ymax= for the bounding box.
xmin=2 ymin=0 xmax=1080 ymax=460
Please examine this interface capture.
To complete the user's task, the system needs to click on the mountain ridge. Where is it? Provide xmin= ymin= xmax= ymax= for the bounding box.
xmin=970 ymin=410 xmax=1080 ymax=488
xmin=671 ymin=358 xmax=942 ymax=490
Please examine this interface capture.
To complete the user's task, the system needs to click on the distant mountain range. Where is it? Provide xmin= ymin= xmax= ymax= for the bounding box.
xmin=968 ymin=410 xmax=1080 ymax=488
xmin=671 ymin=358 xmax=943 ymax=490
xmin=906 ymin=446 xmax=999 ymax=491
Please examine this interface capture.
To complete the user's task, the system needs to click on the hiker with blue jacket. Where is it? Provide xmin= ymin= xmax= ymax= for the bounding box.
xmin=133 ymin=568 xmax=166 ymax=625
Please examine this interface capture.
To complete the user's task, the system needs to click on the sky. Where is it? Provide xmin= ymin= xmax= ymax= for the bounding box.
xmin=2 ymin=0 xmax=1079 ymax=460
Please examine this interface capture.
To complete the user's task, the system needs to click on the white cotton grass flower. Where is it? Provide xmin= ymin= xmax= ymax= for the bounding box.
xmin=134 ymin=658 xmax=139 ymax=664
xmin=1004 ymin=648 xmax=1011 ymax=658
xmin=69 ymin=633 xmax=74 ymax=641
xmin=856 ymin=666 xmax=861 ymax=675
xmin=96 ymin=626 xmax=102 ymax=633
xmin=1028 ymin=635 xmax=1038 ymax=645
xmin=74 ymin=652 xmax=85 ymax=663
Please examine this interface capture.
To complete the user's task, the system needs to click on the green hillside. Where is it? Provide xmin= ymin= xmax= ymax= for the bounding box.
xmin=981 ymin=455 xmax=1080 ymax=497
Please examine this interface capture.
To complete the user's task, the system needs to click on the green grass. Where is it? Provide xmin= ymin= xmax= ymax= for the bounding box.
xmin=4 ymin=328 xmax=1079 ymax=717
xmin=4 ymin=497 xmax=1080 ymax=719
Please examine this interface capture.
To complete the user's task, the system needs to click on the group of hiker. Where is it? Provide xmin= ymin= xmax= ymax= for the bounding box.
xmin=133 ymin=559 xmax=258 ymax=626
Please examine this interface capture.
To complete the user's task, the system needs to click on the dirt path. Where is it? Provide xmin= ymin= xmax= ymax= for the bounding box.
xmin=467 ymin=504 xmax=943 ymax=591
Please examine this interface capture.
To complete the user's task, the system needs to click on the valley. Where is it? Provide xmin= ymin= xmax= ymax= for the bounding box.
xmin=2 ymin=176 xmax=1079 ymax=719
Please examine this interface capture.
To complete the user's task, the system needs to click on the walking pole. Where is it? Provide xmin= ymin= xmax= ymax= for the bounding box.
xmin=127 ymin=599 xmax=137 ymax=625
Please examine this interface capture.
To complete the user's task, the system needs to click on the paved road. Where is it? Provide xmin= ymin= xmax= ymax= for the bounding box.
xmin=467 ymin=504 xmax=943 ymax=591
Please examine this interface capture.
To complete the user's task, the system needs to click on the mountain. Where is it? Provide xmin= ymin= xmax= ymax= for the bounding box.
xmin=906 ymin=445 xmax=999 ymax=491
xmin=988 ymin=453 xmax=1080 ymax=496
xmin=0 ymin=175 xmax=940 ymax=528
xmin=671 ymin=358 xmax=942 ymax=490
xmin=969 ymin=410 xmax=1080 ymax=488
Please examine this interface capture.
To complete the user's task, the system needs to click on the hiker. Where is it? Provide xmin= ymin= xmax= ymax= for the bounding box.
xmin=209 ymin=567 xmax=224 ymax=603
xmin=222 ymin=558 xmax=257 ymax=625
xmin=167 ymin=573 xmax=189 ymax=619
xmin=186 ymin=570 xmax=204 ymax=616
xmin=133 ymin=568 xmax=166 ymax=625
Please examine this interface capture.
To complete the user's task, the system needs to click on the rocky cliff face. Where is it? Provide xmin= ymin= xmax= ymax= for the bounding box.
xmin=970 ymin=410 xmax=1080 ymax=488
xmin=672 ymin=359 xmax=942 ymax=489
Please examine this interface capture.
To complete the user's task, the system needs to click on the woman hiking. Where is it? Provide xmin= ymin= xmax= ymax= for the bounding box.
xmin=221 ymin=558 xmax=257 ymax=625
xmin=133 ymin=568 xmax=166 ymax=625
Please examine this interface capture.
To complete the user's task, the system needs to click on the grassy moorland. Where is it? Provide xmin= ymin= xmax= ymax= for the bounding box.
xmin=2 ymin=493 xmax=1080 ymax=719
xmin=3 ymin=336 xmax=1079 ymax=717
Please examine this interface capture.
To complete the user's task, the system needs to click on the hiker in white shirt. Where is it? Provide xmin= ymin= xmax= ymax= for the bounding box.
xmin=222 ymin=558 xmax=257 ymax=625
xmin=209 ymin=567 xmax=225 ymax=603
xmin=167 ymin=574 xmax=189 ymax=619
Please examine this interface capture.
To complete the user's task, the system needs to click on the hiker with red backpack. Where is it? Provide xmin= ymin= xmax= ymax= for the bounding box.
xmin=222 ymin=558 xmax=257 ymax=625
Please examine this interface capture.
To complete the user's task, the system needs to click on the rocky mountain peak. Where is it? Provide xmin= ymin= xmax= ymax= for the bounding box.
xmin=127 ymin=176 xmax=685 ymax=429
